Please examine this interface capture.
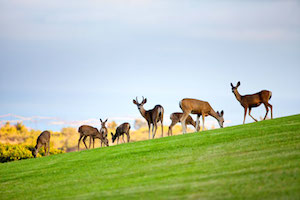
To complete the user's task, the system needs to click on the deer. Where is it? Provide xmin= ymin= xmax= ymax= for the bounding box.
xmin=179 ymin=98 xmax=224 ymax=134
xmin=32 ymin=130 xmax=50 ymax=158
xmin=78 ymin=124 xmax=108 ymax=151
xmin=133 ymin=96 xmax=164 ymax=139
xmin=168 ymin=112 xmax=200 ymax=136
xmin=231 ymin=81 xmax=273 ymax=124
xmin=99 ymin=118 xmax=109 ymax=147
xmin=111 ymin=122 xmax=131 ymax=144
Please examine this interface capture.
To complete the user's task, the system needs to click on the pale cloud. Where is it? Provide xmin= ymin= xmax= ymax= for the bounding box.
xmin=0 ymin=0 xmax=299 ymax=41
xmin=0 ymin=113 xmax=139 ymax=128
xmin=0 ymin=113 xmax=228 ymax=130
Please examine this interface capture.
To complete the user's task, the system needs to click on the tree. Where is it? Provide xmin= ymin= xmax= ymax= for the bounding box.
xmin=134 ymin=119 xmax=147 ymax=130
xmin=108 ymin=121 xmax=117 ymax=129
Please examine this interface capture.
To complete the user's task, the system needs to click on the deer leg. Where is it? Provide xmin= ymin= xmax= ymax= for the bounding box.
xmin=117 ymin=136 xmax=119 ymax=145
xmin=263 ymin=103 xmax=269 ymax=120
xmin=78 ymin=135 xmax=83 ymax=151
xmin=47 ymin=141 xmax=50 ymax=156
xmin=202 ymin=113 xmax=205 ymax=131
xmin=269 ymin=103 xmax=273 ymax=119
xmin=180 ymin=112 xmax=190 ymax=134
xmin=152 ymin=123 xmax=157 ymax=139
xmin=161 ymin=120 xmax=163 ymax=138
xmin=44 ymin=145 xmax=47 ymax=156
xmin=89 ymin=137 xmax=92 ymax=149
xmin=168 ymin=121 xmax=177 ymax=136
xmin=248 ymin=108 xmax=258 ymax=122
xmin=82 ymin=136 xmax=88 ymax=149
xmin=243 ymin=107 xmax=248 ymax=124
xmin=127 ymin=133 xmax=130 ymax=143
xmin=92 ymin=137 xmax=95 ymax=149
xmin=196 ymin=114 xmax=200 ymax=132
xmin=148 ymin=123 xmax=151 ymax=140
xmin=122 ymin=134 xmax=125 ymax=143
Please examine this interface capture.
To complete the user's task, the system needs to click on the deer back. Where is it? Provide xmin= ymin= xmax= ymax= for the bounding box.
xmin=242 ymin=90 xmax=272 ymax=107
xmin=180 ymin=98 xmax=212 ymax=114
xmin=116 ymin=123 xmax=131 ymax=136
xmin=147 ymin=105 xmax=163 ymax=123
xmin=78 ymin=125 xmax=100 ymax=137
xmin=171 ymin=112 xmax=195 ymax=126
xmin=36 ymin=131 xmax=50 ymax=146
xmin=170 ymin=112 xmax=181 ymax=123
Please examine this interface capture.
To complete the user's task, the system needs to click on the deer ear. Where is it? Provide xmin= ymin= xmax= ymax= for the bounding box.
xmin=105 ymin=119 xmax=108 ymax=123
xmin=143 ymin=98 xmax=147 ymax=104
xmin=100 ymin=118 xmax=102 ymax=123
xmin=237 ymin=81 xmax=241 ymax=87
xmin=133 ymin=99 xmax=137 ymax=105
xmin=221 ymin=110 xmax=224 ymax=116
xmin=217 ymin=111 xmax=220 ymax=116
xmin=230 ymin=83 xmax=234 ymax=88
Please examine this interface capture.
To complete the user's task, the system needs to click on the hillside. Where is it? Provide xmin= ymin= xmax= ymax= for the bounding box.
xmin=0 ymin=115 xmax=299 ymax=199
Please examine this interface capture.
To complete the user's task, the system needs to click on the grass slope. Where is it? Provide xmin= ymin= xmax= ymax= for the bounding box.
xmin=1 ymin=115 xmax=300 ymax=200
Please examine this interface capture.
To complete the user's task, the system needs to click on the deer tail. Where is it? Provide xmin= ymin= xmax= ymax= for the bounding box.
xmin=158 ymin=106 xmax=164 ymax=121
xmin=179 ymin=100 xmax=183 ymax=110
xmin=269 ymin=91 xmax=272 ymax=100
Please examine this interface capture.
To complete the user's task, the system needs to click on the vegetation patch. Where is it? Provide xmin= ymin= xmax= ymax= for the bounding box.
xmin=0 ymin=115 xmax=299 ymax=199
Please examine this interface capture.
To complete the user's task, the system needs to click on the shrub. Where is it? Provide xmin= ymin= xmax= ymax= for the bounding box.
xmin=0 ymin=143 xmax=64 ymax=163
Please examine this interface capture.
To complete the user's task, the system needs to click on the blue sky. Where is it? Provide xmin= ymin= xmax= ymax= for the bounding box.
xmin=0 ymin=0 xmax=300 ymax=131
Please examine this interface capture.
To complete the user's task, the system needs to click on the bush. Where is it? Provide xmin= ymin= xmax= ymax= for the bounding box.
xmin=0 ymin=143 xmax=64 ymax=163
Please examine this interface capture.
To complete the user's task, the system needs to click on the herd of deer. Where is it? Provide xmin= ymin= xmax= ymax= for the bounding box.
xmin=32 ymin=82 xmax=273 ymax=157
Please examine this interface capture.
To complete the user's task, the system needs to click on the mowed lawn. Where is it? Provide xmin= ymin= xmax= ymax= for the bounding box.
xmin=1 ymin=115 xmax=300 ymax=200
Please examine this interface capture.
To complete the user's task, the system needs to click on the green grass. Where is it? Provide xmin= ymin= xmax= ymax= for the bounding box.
xmin=1 ymin=115 xmax=300 ymax=200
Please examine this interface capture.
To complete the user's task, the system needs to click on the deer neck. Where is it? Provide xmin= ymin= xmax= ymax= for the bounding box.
xmin=35 ymin=143 xmax=41 ymax=151
xmin=233 ymin=89 xmax=242 ymax=102
xmin=139 ymin=106 xmax=147 ymax=119
xmin=209 ymin=109 xmax=220 ymax=122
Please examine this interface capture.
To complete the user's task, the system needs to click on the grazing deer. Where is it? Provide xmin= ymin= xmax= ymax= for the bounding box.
xmin=111 ymin=122 xmax=131 ymax=144
xmin=179 ymin=98 xmax=224 ymax=134
xmin=231 ymin=81 xmax=273 ymax=124
xmin=78 ymin=124 xmax=108 ymax=151
xmin=168 ymin=112 xmax=200 ymax=136
xmin=133 ymin=96 xmax=164 ymax=139
xmin=32 ymin=130 xmax=50 ymax=158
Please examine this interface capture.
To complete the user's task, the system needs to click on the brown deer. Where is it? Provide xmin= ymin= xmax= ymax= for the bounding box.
xmin=133 ymin=96 xmax=164 ymax=139
xmin=111 ymin=122 xmax=131 ymax=144
xmin=99 ymin=118 xmax=109 ymax=147
xmin=180 ymin=98 xmax=224 ymax=134
xmin=231 ymin=81 xmax=273 ymax=124
xmin=32 ymin=130 xmax=50 ymax=158
xmin=168 ymin=112 xmax=200 ymax=136
xmin=78 ymin=124 xmax=108 ymax=151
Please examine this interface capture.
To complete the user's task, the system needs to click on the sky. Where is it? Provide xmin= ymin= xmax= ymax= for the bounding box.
xmin=0 ymin=0 xmax=300 ymax=131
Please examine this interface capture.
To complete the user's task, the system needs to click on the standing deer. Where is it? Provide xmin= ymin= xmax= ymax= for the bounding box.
xmin=168 ymin=112 xmax=200 ymax=136
xmin=133 ymin=96 xmax=164 ymax=139
xmin=231 ymin=81 xmax=273 ymax=124
xmin=32 ymin=130 xmax=50 ymax=158
xmin=78 ymin=124 xmax=108 ymax=151
xmin=99 ymin=118 xmax=109 ymax=147
xmin=111 ymin=122 xmax=131 ymax=144
xmin=180 ymin=98 xmax=224 ymax=134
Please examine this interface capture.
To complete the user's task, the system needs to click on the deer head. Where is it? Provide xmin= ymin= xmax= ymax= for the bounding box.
xmin=132 ymin=96 xmax=147 ymax=110
xmin=111 ymin=132 xmax=117 ymax=143
xmin=104 ymin=138 xmax=109 ymax=146
xmin=100 ymin=118 xmax=108 ymax=128
xmin=231 ymin=81 xmax=240 ymax=93
xmin=216 ymin=110 xmax=225 ymax=128
xmin=32 ymin=148 xmax=38 ymax=158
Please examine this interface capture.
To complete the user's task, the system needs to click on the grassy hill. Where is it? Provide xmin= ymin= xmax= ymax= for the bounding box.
xmin=0 ymin=115 xmax=299 ymax=200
